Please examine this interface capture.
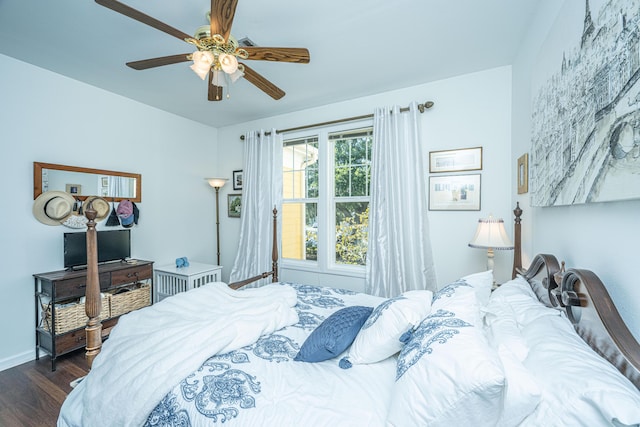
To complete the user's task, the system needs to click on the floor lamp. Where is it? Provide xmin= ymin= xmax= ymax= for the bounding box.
xmin=206 ymin=178 xmax=228 ymax=265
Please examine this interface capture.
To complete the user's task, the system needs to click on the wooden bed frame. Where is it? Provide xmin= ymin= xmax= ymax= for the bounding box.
xmin=79 ymin=201 xmax=640 ymax=392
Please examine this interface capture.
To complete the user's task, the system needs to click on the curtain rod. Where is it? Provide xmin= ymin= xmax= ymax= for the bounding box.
xmin=239 ymin=100 xmax=434 ymax=140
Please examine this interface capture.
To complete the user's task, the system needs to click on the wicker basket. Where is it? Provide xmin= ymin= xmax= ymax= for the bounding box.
xmin=44 ymin=297 xmax=110 ymax=335
xmin=110 ymin=283 xmax=151 ymax=318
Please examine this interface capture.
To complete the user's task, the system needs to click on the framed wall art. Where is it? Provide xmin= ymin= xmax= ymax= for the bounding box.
xmin=517 ymin=153 xmax=528 ymax=194
xmin=428 ymin=174 xmax=481 ymax=211
xmin=65 ymin=184 xmax=81 ymax=195
xmin=232 ymin=170 xmax=243 ymax=190
xmin=228 ymin=194 xmax=242 ymax=218
xmin=429 ymin=147 xmax=482 ymax=173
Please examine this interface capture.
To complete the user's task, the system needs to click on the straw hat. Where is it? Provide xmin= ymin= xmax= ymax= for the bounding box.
xmin=33 ymin=191 xmax=76 ymax=226
xmin=84 ymin=196 xmax=110 ymax=222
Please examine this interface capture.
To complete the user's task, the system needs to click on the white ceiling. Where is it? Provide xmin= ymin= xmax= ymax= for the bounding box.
xmin=0 ymin=0 xmax=539 ymax=128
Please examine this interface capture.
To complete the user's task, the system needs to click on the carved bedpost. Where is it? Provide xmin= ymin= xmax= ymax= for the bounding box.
xmin=512 ymin=202 xmax=523 ymax=279
xmin=272 ymin=207 xmax=278 ymax=282
xmin=84 ymin=199 xmax=103 ymax=369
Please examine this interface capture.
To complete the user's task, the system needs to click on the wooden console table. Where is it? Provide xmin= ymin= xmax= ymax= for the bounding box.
xmin=33 ymin=259 xmax=153 ymax=370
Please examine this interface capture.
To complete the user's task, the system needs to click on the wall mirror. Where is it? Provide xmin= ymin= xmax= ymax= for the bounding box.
xmin=33 ymin=162 xmax=142 ymax=203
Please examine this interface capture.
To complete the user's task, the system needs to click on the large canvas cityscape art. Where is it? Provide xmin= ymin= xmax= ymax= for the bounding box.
xmin=530 ymin=0 xmax=640 ymax=206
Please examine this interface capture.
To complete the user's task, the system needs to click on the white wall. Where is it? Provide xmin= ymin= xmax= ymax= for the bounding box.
xmin=216 ymin=66 xmax=515 ymax=292
xmin=511 ymin=1 xmax=640 ymax=340
xmin=0 ymin=54 xmax=220 ymax=370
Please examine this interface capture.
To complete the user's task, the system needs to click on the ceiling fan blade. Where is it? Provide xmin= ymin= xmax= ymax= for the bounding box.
xmin=126 ymin=54 xmax=191 ymax=70
xmin=241 ymin=64 xmax=285 ymax=100
xmin=210 ymin=0 xmax=238 ymax=42
xmin=208 ymin=71 xmax=224 ymax=101
xmin=244 ymin=47 xmax=310 ymax=64
xmin=95 ymin=0 xmax=193 ymax=42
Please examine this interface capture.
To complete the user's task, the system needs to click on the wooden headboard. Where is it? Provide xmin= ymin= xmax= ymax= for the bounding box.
xmin=521 ymin=253 xmax=640 ymax=390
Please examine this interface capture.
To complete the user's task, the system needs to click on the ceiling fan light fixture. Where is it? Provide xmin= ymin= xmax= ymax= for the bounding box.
xmin=190 ymin=50 xmax=215 ymax=80
xmin=190 ymin=62 xmax=210 ymax=80
xmin=228 ymin=68 xmax=244 ymax=83
xmin=193 ymin=50 xmax=215 ymax=66
xmin=219 ymin=53 xmax=239 ymax=74
xmin=211 ymin=69 xmax=228 ymax=87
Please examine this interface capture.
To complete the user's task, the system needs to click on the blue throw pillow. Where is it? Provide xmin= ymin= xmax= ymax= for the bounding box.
xmin=294 ymin=306 xmax=373 ymax=363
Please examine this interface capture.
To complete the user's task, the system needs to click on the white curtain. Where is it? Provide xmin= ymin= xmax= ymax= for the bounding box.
xmin=229 ymin=129 xmax=283 ymax=285
xmin=365 ymin=102 xmax=437 ymax=297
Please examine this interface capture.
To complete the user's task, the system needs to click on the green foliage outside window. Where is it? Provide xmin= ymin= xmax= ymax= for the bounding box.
xmin=335 ymin=205 xmax=369 ymax=265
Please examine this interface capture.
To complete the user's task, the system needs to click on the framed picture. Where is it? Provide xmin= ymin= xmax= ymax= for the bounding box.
xmin=429 ymin=174 xmax=481 ymax=211
xmin=429 ymin=147 xmax=482 ymax=173
xmin=517 ymin=153 xmax=529 ymax=194
xmin=232 ymin=170 xmax=243 ymax=190
xmin=228 ymin=194 xmax=242 ymax=218
xmin=65 ymin=184 xmax=82 ymax=195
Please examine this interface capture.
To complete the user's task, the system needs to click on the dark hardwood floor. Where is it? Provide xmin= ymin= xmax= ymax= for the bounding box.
xmin=0 ymin=350 xmax=88 ymax=426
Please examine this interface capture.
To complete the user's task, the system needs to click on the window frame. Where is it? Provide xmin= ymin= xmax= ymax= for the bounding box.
xmin=281 ymin=119 xmax=373 ymax=278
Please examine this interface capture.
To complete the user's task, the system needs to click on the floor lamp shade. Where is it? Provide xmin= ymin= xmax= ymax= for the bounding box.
xmin=206 ymin=178 xmax=228 ymax=265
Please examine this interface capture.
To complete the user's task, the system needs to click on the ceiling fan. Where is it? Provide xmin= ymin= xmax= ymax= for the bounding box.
xmin=95 ymin=0 xmax=310 ymax=101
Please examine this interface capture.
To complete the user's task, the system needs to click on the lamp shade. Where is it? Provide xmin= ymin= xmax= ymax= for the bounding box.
xmin=219 ymin=53 xmax=239 ymax=74
xmin=468 ymin=217 xmax=513 ymax=250
xmin=206 ymin=178 xmax=228 ymax=189
xmin=190 ymin=51 xmax=215 ymax=80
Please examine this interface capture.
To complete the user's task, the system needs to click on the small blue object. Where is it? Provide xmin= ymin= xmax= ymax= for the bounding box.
xmin=339 ymin=357 xmax=353 ymax=369
xmin=399 ymin=329 xmax=414 ymax=344
xmin=175 ymin=257 xmax=190 ymax=268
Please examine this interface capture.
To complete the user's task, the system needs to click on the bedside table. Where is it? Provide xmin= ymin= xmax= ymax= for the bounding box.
xmin=154 ymin=262 xmax=222 ymax=302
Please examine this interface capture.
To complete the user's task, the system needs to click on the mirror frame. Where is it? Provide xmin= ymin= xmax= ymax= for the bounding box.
xmin=33 ymin=162 xmax=142 ymax=203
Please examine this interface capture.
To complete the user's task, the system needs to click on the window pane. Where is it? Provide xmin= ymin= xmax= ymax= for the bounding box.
xmin=335 ymin=166 xmax=350 ymax=197
xmin=282 ymin=202 xmax=318 ymax=261
xmin=306 ymin=163 xmax=318 ymax=198
xmin=350 ymin=165 xmax=370 ymax=197
xmin=335 ymin=202 xmax=369 ymax=266
xmin=283 ymin=138 xmax=319 ymax=200
xmin=333 ymin=130 xmax=372 ymax=198
xmin=351 ymin=137 xmax=370 ymax=165
xmin=334 ymin=139 xmax=350 ymax=166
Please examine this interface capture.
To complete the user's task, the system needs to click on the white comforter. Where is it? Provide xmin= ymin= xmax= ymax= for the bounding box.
xmin=58 ymin=282 xmax=299 ymax=427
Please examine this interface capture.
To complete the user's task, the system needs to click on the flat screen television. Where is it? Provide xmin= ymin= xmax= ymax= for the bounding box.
xmin=64 ymin=229 xmax=131 ymax=270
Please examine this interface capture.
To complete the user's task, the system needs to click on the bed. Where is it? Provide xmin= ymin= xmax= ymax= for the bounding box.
xmin=58 ymin=205 xmax=640 ymax=426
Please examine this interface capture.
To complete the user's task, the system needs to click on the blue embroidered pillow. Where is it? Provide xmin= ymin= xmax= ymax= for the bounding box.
xmin=294 ymin=306 xmax=373 ymax=363
xmin=387 ymin=289 xmax=505 ymax=427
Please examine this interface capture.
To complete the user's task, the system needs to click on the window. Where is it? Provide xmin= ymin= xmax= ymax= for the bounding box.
xmin=282 ymin=124 xmax=373 ymax=274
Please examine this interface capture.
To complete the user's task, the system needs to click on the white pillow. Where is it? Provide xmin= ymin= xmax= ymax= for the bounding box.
xmin=387 ymin=288 xmax=505 ymax=427
xmin=461 ymin=270 xmax=494 ymax=306
xmin=491 ymin=275 xmax=537 ymax=301
xmin=340 ymin=290 xmax=432 ymax=368
xmin=434 ymin=270 xmax=494 ymax=308
xmin=488 ymin=277 xmax=562 ymax=327
xmin=519 ymin=314 xmax=640 ymax=426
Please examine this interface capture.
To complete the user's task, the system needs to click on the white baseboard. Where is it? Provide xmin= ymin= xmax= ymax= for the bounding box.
xmin=0 ymin=350 xmax=34 ymax=372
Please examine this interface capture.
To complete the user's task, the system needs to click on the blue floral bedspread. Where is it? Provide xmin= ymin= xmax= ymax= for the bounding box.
xmin=144 ymin=283 xmax=394 ymax=427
